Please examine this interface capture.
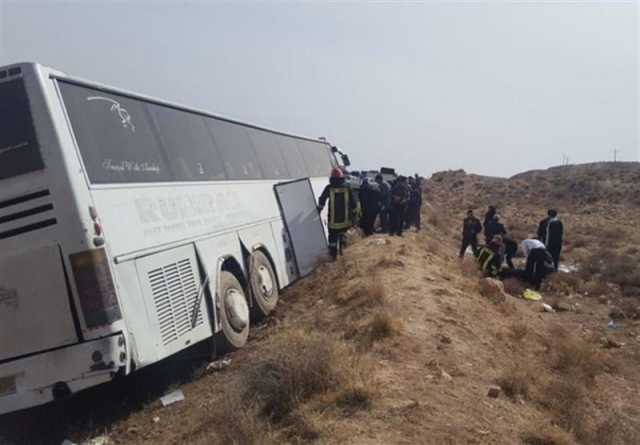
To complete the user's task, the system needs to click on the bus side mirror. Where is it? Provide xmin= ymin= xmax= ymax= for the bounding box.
xmin=341 ymin=154 xmax=351 ymax=167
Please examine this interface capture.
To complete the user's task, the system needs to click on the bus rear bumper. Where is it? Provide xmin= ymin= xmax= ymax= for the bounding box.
xmin=0 ymin=333 xmax=126 ymax=416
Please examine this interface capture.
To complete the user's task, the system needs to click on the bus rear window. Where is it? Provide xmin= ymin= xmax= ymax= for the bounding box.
xmin=0 ymin=79 xmax=44 ymax=180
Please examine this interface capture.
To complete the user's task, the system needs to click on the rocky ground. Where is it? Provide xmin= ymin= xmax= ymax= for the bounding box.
xmin=1 ymin=162 xmax=640 ymax=445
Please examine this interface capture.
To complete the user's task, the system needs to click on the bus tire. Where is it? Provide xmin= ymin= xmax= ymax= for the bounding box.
xmin=249 ymin=250 xmax=279 ymax=319
xmin=215 ymin=271 xmax=250 ymax=352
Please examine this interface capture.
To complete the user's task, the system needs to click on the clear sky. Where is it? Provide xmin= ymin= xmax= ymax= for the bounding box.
xmin=0 ymin=0 xmax=637 ymax=177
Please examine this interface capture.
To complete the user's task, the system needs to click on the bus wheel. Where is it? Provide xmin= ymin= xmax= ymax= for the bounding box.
xmin=249 ymin=251 xmax=279 ymax=319
xmin=215 ymin=271 xmax=250 ymax=351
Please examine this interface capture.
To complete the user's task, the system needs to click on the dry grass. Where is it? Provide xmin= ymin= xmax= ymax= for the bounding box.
xmin=209 ymin=329 xmax=374 ymax=444
xmin=508 ymin=321 xmax=529 ymax=341
xmin=496 ymin=366 xmax=532 ymax=400
xmin=545 ymin=327 xmax=604 ymax=379
xmin=337 ymin=280 xmax=387 ymax=307
xmin=541 ymin=378 xmax=589 ymax=438
xmin=372 ymin=257 xmax=405 ymax=270
xmin=521 ymin=425 xmax=575 ymax=445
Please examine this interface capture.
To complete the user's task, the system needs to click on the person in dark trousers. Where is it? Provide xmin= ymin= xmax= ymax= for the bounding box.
xmin=459 ymin=209 xmax=482 ymax=257
xmin=503 ymin=235 xmax=518 ymax=270
xmin=318 ymin=168 xmax=357 ymax=260
xmin=484 ymin=215 xmax=507 ymax=245
xmin=358 ymin=179 xmax=381 ymax=236
xmin=483 ymin=205 xmax=497 ymax=244
xmin=520 ymin=238 xmax=555 ymax=289
xmin=375 ymin=174 xmax=391 ymax=233
xmin=537 ymin=209 xmax=564 ymax=271
xmin=405 ymin=177 xmax=423 ymax=231
xmin=389 ymin=176 xmax=410 ymax=236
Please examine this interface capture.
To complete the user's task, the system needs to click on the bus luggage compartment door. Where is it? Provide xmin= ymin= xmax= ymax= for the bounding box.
xmin=274 ymin=178 xmax=328 ymax=279
xmin=0 ymin=244 xmax=78 ymax=362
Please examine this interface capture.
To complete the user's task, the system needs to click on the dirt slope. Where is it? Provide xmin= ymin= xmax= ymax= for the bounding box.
xmin=2 ymin=162 xmax=640 ymax=445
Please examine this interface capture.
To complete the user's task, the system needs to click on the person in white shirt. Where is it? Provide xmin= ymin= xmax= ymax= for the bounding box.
xmin=520 ymin=238 xmax=555 ymax=289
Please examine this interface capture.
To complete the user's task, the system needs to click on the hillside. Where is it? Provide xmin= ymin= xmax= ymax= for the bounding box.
xmin=1 ymin=162 xmax=640 ymax=445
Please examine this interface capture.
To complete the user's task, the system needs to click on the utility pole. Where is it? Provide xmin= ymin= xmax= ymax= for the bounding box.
xmin=613 ymin=148 xmax=620 ymax=162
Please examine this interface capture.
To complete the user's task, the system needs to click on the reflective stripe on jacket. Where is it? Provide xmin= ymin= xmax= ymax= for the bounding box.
xmin=477 ymin=246 xmax=499 ymax=277
xmin=329 ymin=187 xmax=352 ymax=230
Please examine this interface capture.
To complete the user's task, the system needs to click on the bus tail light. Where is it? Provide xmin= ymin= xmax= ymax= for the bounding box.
xmin=69 ymin=248 xmax=122 ymax=329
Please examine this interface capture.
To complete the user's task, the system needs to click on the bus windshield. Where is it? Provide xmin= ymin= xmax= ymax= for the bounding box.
xmin=0 ymin=78 xmax=44 ymax=180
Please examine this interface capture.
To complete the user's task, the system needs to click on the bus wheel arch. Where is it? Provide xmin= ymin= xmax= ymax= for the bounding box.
xmin=248 ymin=247 xmax=280 ymax=319
xmin=215 ymin=258 xmax=250 ymax=352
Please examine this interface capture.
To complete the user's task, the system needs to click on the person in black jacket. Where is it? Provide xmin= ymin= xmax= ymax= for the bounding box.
xmin=537 ymin=209 xmax=564 ymax=271
xmin=484 ymin=215 xmax=507 ymax=244
xmin=358 ymin=179 xmax=381 ymax=236
xmin=389 ymin=176 xmax=410 ymax=236
xmin=318 ymin=168 xmax=357 ymax=259
xmin=405 ymin=177 xmax=423 ymax=231
xmin=459 ymin=209 xmax=482 ymax=257
xmin=483 ymin=205 xmax=497 ymax=244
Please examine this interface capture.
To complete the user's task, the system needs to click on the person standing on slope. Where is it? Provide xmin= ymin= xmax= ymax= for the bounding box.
xmin=484 ymin=214 xmax=507 ymax=245
xmin=520 ymin=238 xmax=555 ymax=289
xmin=375 ymin=174 xmax=391 ymax=233
xmin=358 ymin=178 xmax=381 ymax=236
xmin=318 ymin=168 xmax=357 ymax=260
xmin=459 ymin=209 xmax=482 ymax=257
xmin=537 ymin=209 xmax=564 ymax=271
xmin=483 ymin=205 xmax=497 ymax=244
xmin=389 ymin=176 xmax=410 ymax=236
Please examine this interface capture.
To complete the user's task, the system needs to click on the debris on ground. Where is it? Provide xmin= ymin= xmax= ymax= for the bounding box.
xmin=206 ymin=357 xmax=232 ymax=372
xmin=487 ymin=386 xmax=501 ymax=398
xmin=160 ymin=389 xmax=185 ymax=407
xmin=542 ymin=303 xmax=555 ymax=313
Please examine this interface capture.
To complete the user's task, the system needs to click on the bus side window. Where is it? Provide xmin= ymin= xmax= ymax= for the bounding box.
xmin=147 ymin=104 xmax=226 ymax=181
xmin=206 ymin=118 xmax=264 ymax=180
xmin=247 ymin=129 xmax=290 ymax=180
xmin=279 ymin=137 xmax=308 ymax=179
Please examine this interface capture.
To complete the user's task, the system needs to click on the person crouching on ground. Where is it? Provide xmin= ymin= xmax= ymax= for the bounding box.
xmin=318 ymin=168 xmax=357 ymax=260
xmin=476 ymin=236 xmax=504 ymax=278
xmin=520 ymin=238 xmax=555 ymax=289
xmin=459 ymin=209 xmax=482 ymax=257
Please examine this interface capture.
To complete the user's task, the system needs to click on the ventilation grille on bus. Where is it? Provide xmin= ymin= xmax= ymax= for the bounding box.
xmin=0 ymin=190 xmax=57 ymax=240
xmin=148 ymin=258 xmax=204 ymax=346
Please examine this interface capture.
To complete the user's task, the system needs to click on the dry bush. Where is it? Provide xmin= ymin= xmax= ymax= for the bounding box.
xmin=335 ymin=386 xmax=373 ymax=413
xmin=579 ymin=280 xmax=611 ymax=298
xmin=521 ymin=425 xmax=575 ymax=445
xmin=346 ymin=312 xmax=402 ymax=350
xmin=213 ymin=393 xmax=272 ymax=445
xmin=542 ymin=273 xmax=581 ymax=296
xmin=496 ymin=366 xmax=532 ymax=400
xmin=546 ymin=327 xmax=604 ymax=379
xmin=425 ymin=237 xmax=443 ymax=255
xmin=542 ymin=377 xmax=588 ymax=436
xmin=238 ymin=330 xmax=364 ymax=423
xmin=337 ymin=280 xmax=387 ymax=307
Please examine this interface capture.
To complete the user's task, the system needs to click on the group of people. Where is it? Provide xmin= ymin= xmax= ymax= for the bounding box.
xmin=460 ymin=206 xmax=564 ymax=289
xmin=318 ymin=168 xmax=424 ymax=259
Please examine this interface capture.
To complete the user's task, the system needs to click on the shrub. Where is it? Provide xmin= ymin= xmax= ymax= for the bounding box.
xmin=496 ymin=367 xmax=531 ymax=400
xmin=546 ymin=327 xmax=604 ymax=379
xmin=521 ymin=426 xmax=574 ymax=445
xmin=240 ymin=330 xmax=348 ymax=422
xmin=542 ymin=377 xmax=588 ymax=435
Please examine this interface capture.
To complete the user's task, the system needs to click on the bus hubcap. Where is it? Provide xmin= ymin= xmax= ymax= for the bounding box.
xmin=257 ymin=265 xmax=274 ymax=298
xmin=225 ymin=288 xmax=248 ymax=332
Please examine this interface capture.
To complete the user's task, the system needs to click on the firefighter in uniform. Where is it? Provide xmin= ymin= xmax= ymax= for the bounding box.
xmin=476 ymin=236 xmax=503 ymax=278
xmin=318 ymin=168 xmax=357 ymax=260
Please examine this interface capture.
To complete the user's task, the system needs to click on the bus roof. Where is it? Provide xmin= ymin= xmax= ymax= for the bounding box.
xmin=5 ymin=61 xmax=333 ymax=148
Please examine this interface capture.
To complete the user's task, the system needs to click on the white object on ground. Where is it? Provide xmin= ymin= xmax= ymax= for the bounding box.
xmin=542 ymin=303 xmax=556 ymax=313
xmin=160 ymin=389 xmax=185 ymax=407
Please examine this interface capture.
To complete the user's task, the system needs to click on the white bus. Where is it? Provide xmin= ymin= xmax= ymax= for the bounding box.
xmin=0 ymin=62 xmax=341 ymax=415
